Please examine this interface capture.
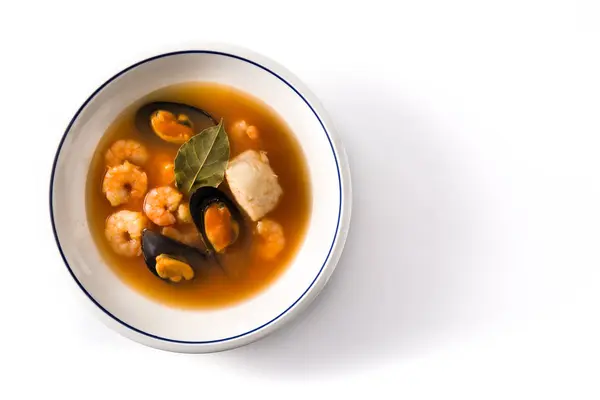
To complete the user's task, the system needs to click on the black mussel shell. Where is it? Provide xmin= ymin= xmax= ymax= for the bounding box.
xmin=189 ymin=186 xmax=244 ymax=254
xmin=135 ymin=101 xmax=217 ymax=142
xmin=141 ymin=229 xmax=207 ymax=281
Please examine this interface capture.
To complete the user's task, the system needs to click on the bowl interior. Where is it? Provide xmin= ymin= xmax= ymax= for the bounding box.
xmin=51 ymin=51 xmax=342 ymax=343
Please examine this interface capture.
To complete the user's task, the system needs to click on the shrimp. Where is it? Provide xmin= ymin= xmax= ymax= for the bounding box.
xmin=161 ymin=226 xmax=201 ymax=247
xmin=255 ymin=219 xmax=285 ymax=260
xmin=105 ymin=139 xmax=149 ymax=167
xmin=102 ymin=161 xmax=148 ymax=206
xmin=157 ymin=161 xmax=175 ymax=186
xmin=176 ymin=203 xmax=192 ymax=224
xmin=229 ymin=120 xmax=261 ymax=153
xmin=150 ymin=153 xmax=175 ymax=186
xmin=105 ymin=210 xmax=148 ymax=257
xmin=230 ymin=120 xmax=260 ymax=141
xmin=143 ymin=186 xmax=183 ymax=226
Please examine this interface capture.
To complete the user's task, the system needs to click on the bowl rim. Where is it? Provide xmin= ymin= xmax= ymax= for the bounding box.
xmin=49 ymin=47 xmax=351 ymax=348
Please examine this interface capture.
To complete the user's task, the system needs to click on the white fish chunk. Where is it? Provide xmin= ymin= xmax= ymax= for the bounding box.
xmin=225 ymin=150 xmax=283 ymax=221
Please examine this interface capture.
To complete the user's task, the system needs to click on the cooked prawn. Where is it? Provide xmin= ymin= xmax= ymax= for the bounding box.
xmin=161 ymin=226 xmax=201 ymax=247
xmin=157 ymin=161 xmax=175 ymax=186
xmin=105 ymin=139 xmax=149 ymax=167
xmin=255 ymin=219 xmax=285 ymax=260
xmin=143 ymin=186 xmax=183 ymax=226
xmin=229 ymin=120 xmax=261 ymax=153
xmin=102 ymin=161 xmax=148 ymax=206
xmin=176 ymin=203 xmax=192 ymax=224
xmin=150 ymin=153 xmax=175 ymax=186
xmin=105 ymin=210 xmax=148 ymax=257
xmin=230 ymin=120 xmax=260 ymax=141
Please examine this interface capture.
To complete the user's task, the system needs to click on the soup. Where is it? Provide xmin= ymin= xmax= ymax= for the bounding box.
xmin=86 ymin=82 xmax=311 ymax=309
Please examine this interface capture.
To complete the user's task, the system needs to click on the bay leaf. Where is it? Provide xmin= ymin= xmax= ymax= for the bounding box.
xmin=174 ymin=119 xmax=230 ymax=194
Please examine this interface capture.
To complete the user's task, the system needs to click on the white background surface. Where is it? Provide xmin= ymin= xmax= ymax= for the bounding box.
xmin=2 ymin=0 xmax=600 ymax=398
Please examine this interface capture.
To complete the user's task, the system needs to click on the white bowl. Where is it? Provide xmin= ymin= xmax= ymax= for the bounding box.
xmin=50 ymin=44 xmax=352 ymax=353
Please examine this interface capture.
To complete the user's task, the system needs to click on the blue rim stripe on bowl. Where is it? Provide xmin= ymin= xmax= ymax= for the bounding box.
xmin=49 ymin=50 xmax=342 ymax=344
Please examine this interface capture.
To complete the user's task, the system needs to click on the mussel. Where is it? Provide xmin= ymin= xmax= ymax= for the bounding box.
xmin=189 ymin=186 xmax=244 ymax=254
xmin=135 ymin=102 xmax=217 ymax=144
xmin=141 ymin=229 xmax=207 ymax=283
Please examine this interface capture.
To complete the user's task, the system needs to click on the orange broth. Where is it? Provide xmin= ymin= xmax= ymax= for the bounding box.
xmin=86 ymin=82 xmax=311 ymax=309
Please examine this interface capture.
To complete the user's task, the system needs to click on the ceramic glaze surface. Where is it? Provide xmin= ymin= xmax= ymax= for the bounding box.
xmin=50 ymin=46 xmax=352 ymax=352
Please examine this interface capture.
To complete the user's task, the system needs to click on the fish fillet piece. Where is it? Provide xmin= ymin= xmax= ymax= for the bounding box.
xmin=225 ymin=150 xmax=283 ymax=221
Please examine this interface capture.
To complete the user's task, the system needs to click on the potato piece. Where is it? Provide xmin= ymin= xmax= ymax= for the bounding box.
xmin=225 ymin=150 xmax=283 ymax=221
